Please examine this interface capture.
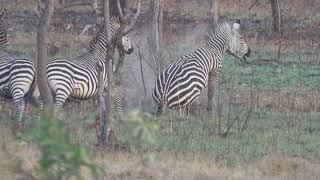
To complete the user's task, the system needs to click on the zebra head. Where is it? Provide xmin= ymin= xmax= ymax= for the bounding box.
xmin=120 ymin=35 xmax=134 ymax=54
xmin=110 ymin=17 xmax=134 ymax=54
xmin=226 ymin=19 xmax=251 ymax=62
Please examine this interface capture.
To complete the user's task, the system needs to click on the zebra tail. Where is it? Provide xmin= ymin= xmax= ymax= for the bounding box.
xmin=25 ymin=77 xmax=42 ymax=108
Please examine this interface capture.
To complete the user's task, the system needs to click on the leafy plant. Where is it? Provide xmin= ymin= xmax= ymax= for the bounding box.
xmin=24 ymin=109 xmax=101 ymax=180
xmin=120 ymin=111 xmax=158 ymax=151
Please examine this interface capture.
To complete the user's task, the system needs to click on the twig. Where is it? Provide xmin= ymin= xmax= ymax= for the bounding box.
xmin=240 ymin=65 xmax=255 ymax=134
xmin=136 ymin=40 xmax=147 ymax=97
xmin=77 ymin=24 xmax=91 ymax=39
xmin=132 ymin=42 xmax=158 ymax=76
xmin=249 ymin=0 xmax=259 ymax=10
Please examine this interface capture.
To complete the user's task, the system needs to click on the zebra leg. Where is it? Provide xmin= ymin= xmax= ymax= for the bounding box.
xmin=207 ymin=71 xmax=219 ymax=113
xmin=186 ymin=97 xmax=200 ymax=117
xmin=112 ymin=89 xmax=124 ymax=123
xmin=12 ymin=92 xmax=25 ymax=128
xmin=155 ymin=105 xmax=165 ymax=116
xmin=53 ymin=90 xmax=69 ymax=119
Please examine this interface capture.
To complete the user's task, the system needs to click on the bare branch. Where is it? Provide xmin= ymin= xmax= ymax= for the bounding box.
xmin=137 ymin=40 xmax=147 ymax=97
xmin=249 ymin=0 xmax=259 ymax=10
xmin=122 ymin=0 xmax=141 ymax=36
xmin=117 ymin=0 xmax=125 ymax=20
xmin=240 ymin=65 xmax=255 ymax=133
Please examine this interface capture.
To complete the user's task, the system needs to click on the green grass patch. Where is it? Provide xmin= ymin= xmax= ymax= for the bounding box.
xmin=114 ymin=110 xmax=320 ymax=167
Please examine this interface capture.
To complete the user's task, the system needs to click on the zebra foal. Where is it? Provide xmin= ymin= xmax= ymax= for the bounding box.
xmin=152 ymin=20 xmax=251 ymax=115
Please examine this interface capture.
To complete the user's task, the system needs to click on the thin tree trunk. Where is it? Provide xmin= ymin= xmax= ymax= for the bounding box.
xmin=37 ymin=0 xmax=54 ymax=107
xmin=97 ymin=57 xmax=106 ymax=143
xmin=149 ymin=0 xmax=164 ymax=76
xmin=98 ymin=0 xmax=113 ymax=145
xmin=110 ymin=0 xmax=127 ymax=16
xmin=270 ymin=0 xmax=280 ymax=32
xmin=210 ymin=0 xmax=219 ymax=24
xmin=92 ymin=0 xmax=99 ymax=14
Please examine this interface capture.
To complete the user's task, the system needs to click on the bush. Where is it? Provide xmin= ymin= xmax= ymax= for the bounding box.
xmin=24 ymin=109 xmax=100 ymax=180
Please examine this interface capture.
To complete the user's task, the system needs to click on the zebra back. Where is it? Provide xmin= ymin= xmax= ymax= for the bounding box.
xmin=152 ymin=20 xmax=251 ymax=115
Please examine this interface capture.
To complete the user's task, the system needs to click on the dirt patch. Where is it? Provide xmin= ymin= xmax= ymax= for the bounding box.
xmin=256 ymin=153 xmax=320 ymax=180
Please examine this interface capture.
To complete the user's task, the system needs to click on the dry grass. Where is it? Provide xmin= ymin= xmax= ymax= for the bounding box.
xmin=0 ymin=128 xmax=40 ymax=179
xmin=2 ymin=137 xmax=319 ymax=180
xmin=227 ymin=90 xmax=320 ymax=112
xmin=0 ymin=122 xmax=319 ymax=180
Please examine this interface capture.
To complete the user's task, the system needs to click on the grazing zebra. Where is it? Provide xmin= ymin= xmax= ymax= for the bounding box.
xmin=0 ymin=8 xmax=39 ymax=124
xmin=152 ymin=20 xmax=251 ymax=115
xmin=47 ymin=17 xmax=133 ymax=118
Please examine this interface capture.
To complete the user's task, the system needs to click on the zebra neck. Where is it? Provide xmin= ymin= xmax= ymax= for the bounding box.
xmin=98 ymin=59 xmax=109 ymax=88
xmin=204 ymin=32 xmax=228 ymax=71
xmin=0 ymin=26 xmax=6 ymax=47
xmin=205 ymin=33 xmax=227 ymax=56
xmin=88 ymin=21 xmax=117 ymax=52
xmin=88 ymin=36 xmax=115 ymax=62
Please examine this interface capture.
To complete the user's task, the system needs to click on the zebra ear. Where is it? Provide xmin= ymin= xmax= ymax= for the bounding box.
xmin=232 ymin=19 xmax=241 ymax=31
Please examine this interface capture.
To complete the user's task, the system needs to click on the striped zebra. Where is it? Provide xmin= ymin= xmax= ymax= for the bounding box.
xmin=0 ymin=8 xmax=7 ymax=49
xmin=0 ymin=8 xmax=39 ymax=124
xmin=152 ymin=20 xmax=251 ymax=115
xmin=47 ymin=17 xmax=133 ymax=118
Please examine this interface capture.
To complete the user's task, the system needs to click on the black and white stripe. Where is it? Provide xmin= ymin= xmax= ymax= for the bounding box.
xmin=0 ymin=9 xmax=37 ymax=122
xmin=152 ymin=20 xmax=251 ymax=114
xmin=47 ymin=17 xmax=133 ymax=118
xmin=0 ymin=8 xmax=7 ymax=49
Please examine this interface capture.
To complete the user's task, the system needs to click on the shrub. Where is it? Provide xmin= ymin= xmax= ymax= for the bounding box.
xmin=24 ymin=109 xmax=100 ymax=180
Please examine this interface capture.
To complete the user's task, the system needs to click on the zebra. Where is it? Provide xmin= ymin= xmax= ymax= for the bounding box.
xmin=0 ymin=8 xmax=39 ymax=124
xmin=46 ymin=17 xmax=133 ymax=118
xmin=0 ymin=8 xmax=7 ymax=49
xmin=0 ymin=8 xmax=12 ymax=61
xmin=152 ymin=20 xmax=251 ymax=115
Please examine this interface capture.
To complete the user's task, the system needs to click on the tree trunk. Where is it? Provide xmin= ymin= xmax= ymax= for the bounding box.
xmin=92 ymin=0 xmax=99 ymax=14
xmin=98 ymin=0 xmax=114 ymax=146
xmin=149 ymin=0 xmax=164 ymax=76
xmin=210 ymin=0 xmax=219 ymax=24
xmin=270 ymin=0 xmax=280 ymax=32
xmin=37 ymin=0 xmax=54 ymax=107
xmin=110 ymin=0 xmax=127 ymax=16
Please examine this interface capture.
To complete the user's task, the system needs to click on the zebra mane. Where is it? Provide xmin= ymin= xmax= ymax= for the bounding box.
xmin=208 ymin=21 xmax=230 ymax=39
xmin=71 ymin=16 xmax=120 ymax=60
xmin=88 ymin=16 xmax=120 ymax=52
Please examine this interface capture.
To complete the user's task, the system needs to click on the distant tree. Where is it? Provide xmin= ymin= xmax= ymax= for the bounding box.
xmin=36 ymin=0 xmax=54 ymax=107
xmin=270 ymin=0 xmax=281 ymax=32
